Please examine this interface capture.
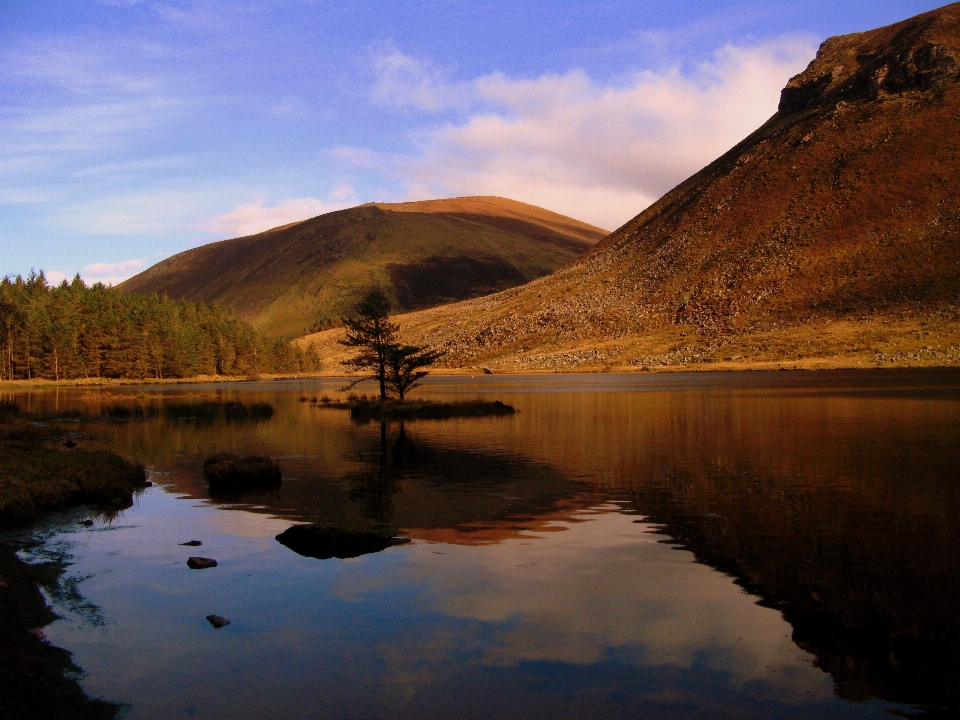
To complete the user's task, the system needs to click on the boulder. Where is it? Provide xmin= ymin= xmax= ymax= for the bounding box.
xmin=187 ymin=556 xmax=217 ymax=569
xmin=275 ymin=525 xmax=411 ymax=560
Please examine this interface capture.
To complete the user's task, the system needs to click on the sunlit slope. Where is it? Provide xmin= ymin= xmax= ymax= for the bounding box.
xmin=120 ymin=196 xmax=606 ymax=338
xmin=302 ymin=3 xmax=960 ymax=371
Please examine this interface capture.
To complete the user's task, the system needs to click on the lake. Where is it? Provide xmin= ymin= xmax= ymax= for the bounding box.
xmin=4 ymin=369 xmax=960 ymax=719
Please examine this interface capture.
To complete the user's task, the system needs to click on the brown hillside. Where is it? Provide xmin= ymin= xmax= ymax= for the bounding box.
xmin=120 ymin=197 xmax=606 ymax=338
xmin=301 ymin=3 xmax=960 ymax=372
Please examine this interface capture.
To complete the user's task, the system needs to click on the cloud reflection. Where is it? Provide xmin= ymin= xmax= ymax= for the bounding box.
xmin=410 ymin=510 xmax=832 ymax=703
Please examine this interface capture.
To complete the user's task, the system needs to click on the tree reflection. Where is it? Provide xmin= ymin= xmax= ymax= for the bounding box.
xmin=347 ymin=422 xmax=405 ymax=528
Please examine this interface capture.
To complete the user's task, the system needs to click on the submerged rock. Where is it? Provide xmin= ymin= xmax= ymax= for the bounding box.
xmin=203 ymin=453 xmax=282 ymax=491
xmin=275 ymin=525 xmax=411 ymax=560
xmin=79 ymin=519 xmax=94 ymax=526
xmin=187 ymin=556 xmax=218 ymax=569
xmin=180 ymin=540 xmax=202 ymax=547
xmin=206 ymin=615 xmax=231 ymax=628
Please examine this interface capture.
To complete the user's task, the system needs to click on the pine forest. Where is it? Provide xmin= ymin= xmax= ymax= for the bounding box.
xmin=0 ymin=272 xmax=320 ymax=381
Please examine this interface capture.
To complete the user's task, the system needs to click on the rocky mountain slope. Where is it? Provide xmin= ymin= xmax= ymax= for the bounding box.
xmin=120 ymin=197 xmax=606 ymax=338
xmin=302 ymin=3 xmax=960 ymax=372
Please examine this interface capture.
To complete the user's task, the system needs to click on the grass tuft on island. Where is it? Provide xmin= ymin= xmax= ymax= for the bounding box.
xmin=203 ymin=453 xmax=282 ymax=492
xmin=331 ymin=396 xmax=517 ymax=422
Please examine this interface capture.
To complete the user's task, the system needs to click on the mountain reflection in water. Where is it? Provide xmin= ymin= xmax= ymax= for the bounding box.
xmin=7 ymin=369 xmax=959 ymax=719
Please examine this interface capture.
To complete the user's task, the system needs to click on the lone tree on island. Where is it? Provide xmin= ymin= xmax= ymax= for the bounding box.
xmin=339 ymin=291 xmax=444 ymax=400
xmin=339 ymin=290 xmax=398 ymax=399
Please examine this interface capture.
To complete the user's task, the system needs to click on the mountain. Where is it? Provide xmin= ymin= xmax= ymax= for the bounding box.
xmin=120 ymin=196 xmax=607 ymax=338
xmin=301 ymin=3 xmax=960 ymax=371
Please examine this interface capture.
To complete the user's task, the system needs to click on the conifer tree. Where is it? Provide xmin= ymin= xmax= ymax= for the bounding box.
xmin=385 ymin=345 xmax=445 ymax=400
xmin=339 ymin=291 xmax=399 ymax=399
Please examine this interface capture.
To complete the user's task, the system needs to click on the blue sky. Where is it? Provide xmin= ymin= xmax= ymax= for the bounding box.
xmin=0 ymin=1 xmax=944 ymax=284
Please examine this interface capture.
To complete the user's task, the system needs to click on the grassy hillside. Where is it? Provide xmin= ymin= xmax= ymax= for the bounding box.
xmin=300 ymin=3 xmax=960 ymax=372
xmin=121 ymin=196 xmax=606 ymax=339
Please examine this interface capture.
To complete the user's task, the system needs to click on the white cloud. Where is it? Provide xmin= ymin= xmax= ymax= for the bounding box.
xmin=72 ymin=155 xmax=189 ymax=179
xmin=202 ymin=184 xmax=358 ymax=238
xmin=83 ymin=258 xmax=147 ymax=285
xmin=371 ymin=51 xmax=464 ymax=112
xmin=45 ymin=270 xmax=68 ymax=285
xmin=362 ymin=38 xmax=816 ymax=230
xmin=0 ymin=40 xmax=191 ymax=186
xmin=50 ymin=190 xmax=220 ymax=236
xmin=328 ymin=145 xmax=387 ymax=169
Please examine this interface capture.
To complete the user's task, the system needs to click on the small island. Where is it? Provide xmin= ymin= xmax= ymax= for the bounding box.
xmin=338 ymin=396 xmax=515 ymax=421
xmin=328 ymin=291 xmax=517 ymax=421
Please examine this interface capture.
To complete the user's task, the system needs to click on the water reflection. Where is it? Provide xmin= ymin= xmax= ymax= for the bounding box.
xmin=4 ymin=369 xmax=959 ymax=718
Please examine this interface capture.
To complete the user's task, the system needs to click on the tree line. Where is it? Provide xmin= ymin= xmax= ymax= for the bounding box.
xmin=0 ymin=272 xmax=321 ymax=381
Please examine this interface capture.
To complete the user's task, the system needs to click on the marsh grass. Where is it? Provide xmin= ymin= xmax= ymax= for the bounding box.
xmin=102 ymin=400 xmax=273 ymax=425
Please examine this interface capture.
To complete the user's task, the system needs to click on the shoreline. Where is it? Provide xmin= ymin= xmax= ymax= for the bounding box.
xmin=2 ymin=357 xmax=960 ymax=390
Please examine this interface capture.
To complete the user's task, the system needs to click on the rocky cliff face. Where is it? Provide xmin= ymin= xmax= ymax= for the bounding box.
xmin=780 ymin=14 xmax=960 ymax=113
xmin=316 ymin=4 xmax=960 ymax=371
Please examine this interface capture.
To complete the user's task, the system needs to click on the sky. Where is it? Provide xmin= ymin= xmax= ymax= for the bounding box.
xmin=0 ymin=0 xmax=946 ymax=285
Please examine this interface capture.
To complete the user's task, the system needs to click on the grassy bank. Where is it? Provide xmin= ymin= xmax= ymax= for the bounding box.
xmin=0 ymin=543 xmax=121 ymax=719
xmin=0 ymin=405 xmax=147 ymax=526
xmin=0 ymin=406 xmax=146 ymax=718
xmin=0 ymin=443 xmax=147 ymax=526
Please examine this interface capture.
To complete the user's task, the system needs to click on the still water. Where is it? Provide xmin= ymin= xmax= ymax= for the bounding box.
xmin=6 ymin=370 xmax=960 ymax=719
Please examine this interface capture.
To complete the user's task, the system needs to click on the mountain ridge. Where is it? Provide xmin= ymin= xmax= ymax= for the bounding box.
xmin=120 ymin=196 xmax=607 ymax=338
xmin=300 ymin=3 xmax=960 ymax=372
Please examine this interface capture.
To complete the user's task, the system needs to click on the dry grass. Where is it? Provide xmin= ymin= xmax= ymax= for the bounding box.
xmin=298 ymin=311 xmax=960 ymax=374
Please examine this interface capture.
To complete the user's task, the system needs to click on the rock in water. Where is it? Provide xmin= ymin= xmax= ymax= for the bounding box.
xmin=206 ymin=615 xmax=230 ymax=628
xmin=180 ymin=540 xmax=202 ymax=546
xmin=275 ymin=525 xmax=411 ymax=560
xmin=187 ymin=556 xmax=218 ymax=569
